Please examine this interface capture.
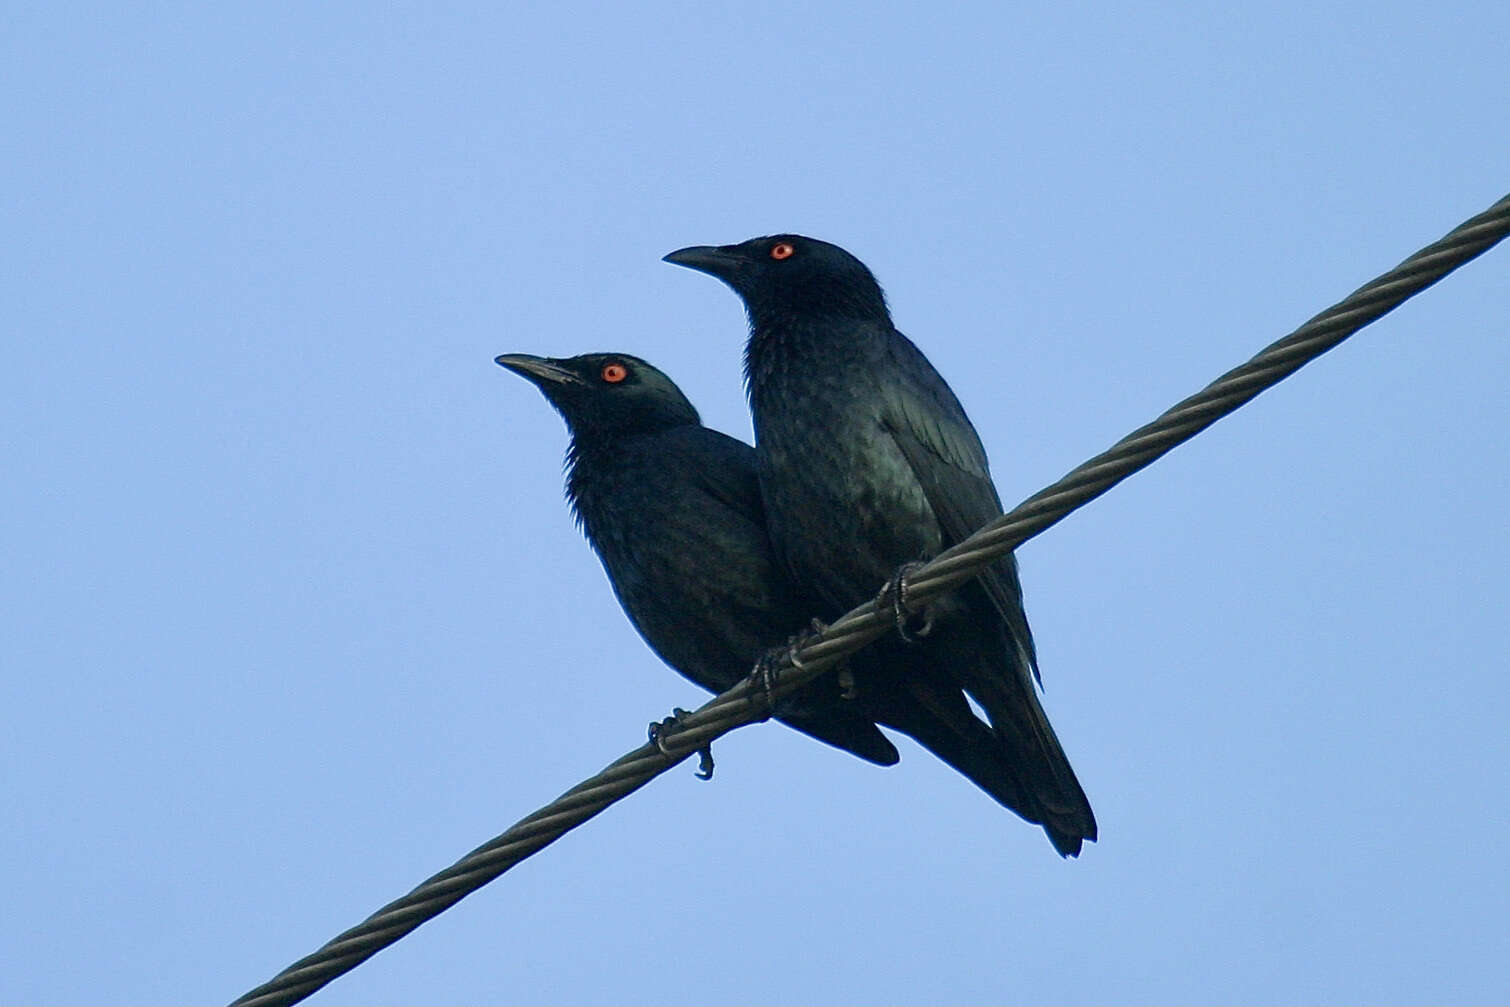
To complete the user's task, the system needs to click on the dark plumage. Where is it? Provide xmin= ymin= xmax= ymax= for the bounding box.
xmin=496 ymin=351 xmax=899 ymax=767
xmin=664 ymin=235 xmax=1097 ymax=856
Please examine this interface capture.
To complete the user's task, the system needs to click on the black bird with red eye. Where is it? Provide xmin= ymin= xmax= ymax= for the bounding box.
xmin=496 ymin=351 xmax=901 ymax=769
xmin=665 ymin=234 xmax=1097 ymax=857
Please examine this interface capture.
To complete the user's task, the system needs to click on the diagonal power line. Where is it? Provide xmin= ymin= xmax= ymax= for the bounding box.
xmin=231 ymin=191 xmax=1510 ymax=1007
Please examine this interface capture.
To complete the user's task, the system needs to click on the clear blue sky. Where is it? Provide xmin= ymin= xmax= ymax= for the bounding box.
xmin=3 ymin=4 xmax=1506 ymax=1004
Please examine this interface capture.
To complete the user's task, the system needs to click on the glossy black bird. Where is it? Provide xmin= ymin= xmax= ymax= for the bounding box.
xmin=664 ymin=235 xmax=1097 ymax=856
xmin=496 ymin=351 xmax=899 ymax=767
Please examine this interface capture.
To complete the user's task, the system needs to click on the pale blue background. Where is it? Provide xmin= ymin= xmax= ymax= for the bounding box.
xmin=3 ymin=4 xmax=1507 ymax=1004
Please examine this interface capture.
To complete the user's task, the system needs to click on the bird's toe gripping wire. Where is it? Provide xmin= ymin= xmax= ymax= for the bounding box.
xmin=648 ymin=708 xmax=715 ymax=780
xmin=751 ymin=636 xmax=800 ymax=718
xmin=877 ymin=561 xmax=935 ymax=643
xmin=753 ymin=618 xmax=858 ymax=708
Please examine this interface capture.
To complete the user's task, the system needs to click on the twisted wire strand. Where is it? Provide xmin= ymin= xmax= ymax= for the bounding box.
xmin=231 ymin=191 xmax=1510 ymax=1007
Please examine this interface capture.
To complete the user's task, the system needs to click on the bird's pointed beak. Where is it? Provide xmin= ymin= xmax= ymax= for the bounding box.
xmin=494 ymin=353 xmax=584 ymax=386
xmin=663 ymin=244 xmax=746 ymax=280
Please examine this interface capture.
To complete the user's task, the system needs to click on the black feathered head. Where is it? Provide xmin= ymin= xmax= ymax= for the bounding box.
xmin=495 ymin=352 xmax=700 ymax=439
xmin=664 ymin=234 xmax=889 ymax=329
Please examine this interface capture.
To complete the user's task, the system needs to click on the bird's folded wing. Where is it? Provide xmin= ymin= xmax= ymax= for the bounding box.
xmin=881 ymin=335 xmax=1040 ymax=685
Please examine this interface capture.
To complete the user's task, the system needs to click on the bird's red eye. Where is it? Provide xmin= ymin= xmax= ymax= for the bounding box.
xmin=770 ymin=242 xmax=795 ymax=260
xmin=601 ymin=362 xmax=629 ymax=383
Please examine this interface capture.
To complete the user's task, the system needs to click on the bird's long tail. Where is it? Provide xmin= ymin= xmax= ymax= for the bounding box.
xmin=949 ymin=636 xmax=1098 ymax=857
xmin=863 ymin=652 xmax=1096 ymax=857
xmin=974 ymin=660 xmax=1097 ymax=857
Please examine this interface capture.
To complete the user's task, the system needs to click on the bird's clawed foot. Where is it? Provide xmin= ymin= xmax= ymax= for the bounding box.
xmin=648 ymin=707 xmax=715 ymax=780
xmin=750 ymin=646 xmax=788 ymax=719
xmin=878 ymin=561 xmax=935 ymax=643
xmin=751 ymin=617 xmax=832 ymax=713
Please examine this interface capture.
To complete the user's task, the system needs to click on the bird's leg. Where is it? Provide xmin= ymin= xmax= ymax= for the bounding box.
xmin=878 ymin=561 xmax=935 ymax=643
xmin=647 ymin=707 xmax=715 ymax=780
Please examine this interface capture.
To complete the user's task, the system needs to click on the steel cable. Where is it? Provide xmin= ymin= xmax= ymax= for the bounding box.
xmin=231 ymin=191 xmax=1510 ymax=1007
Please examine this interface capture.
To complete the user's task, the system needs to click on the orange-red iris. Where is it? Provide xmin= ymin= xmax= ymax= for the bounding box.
xmin=770 ymin=242 xmax=795 ymax=260
xmin=601 ymin=362 xmax=628 ymax=383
